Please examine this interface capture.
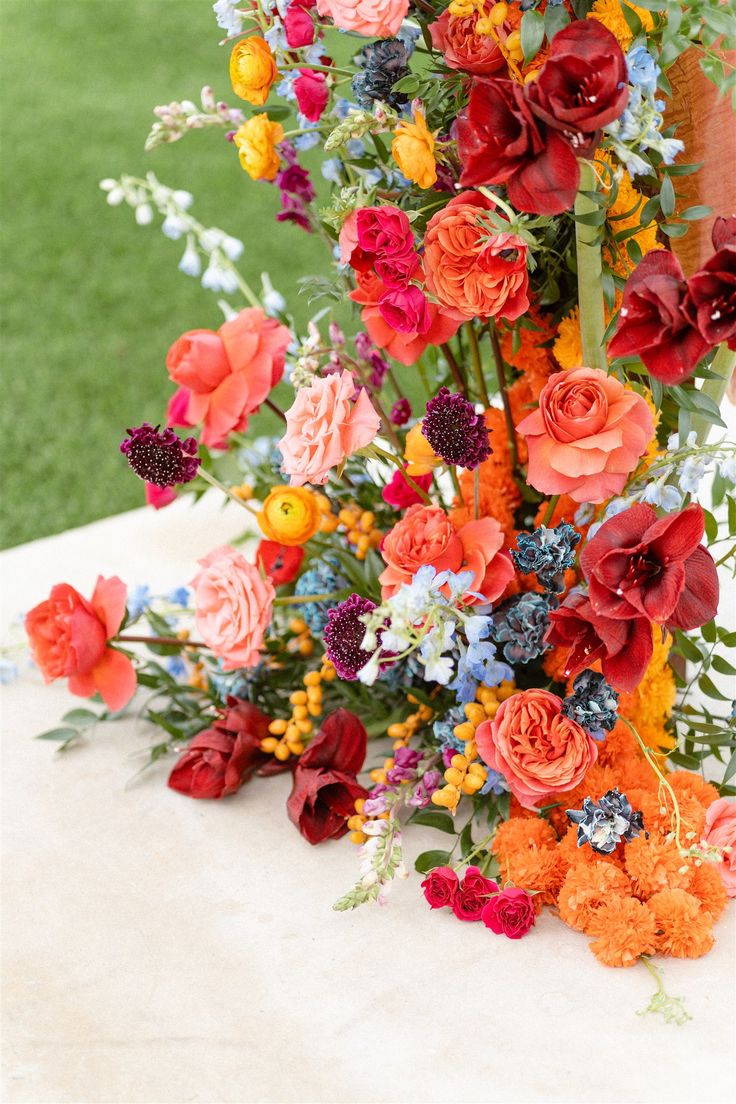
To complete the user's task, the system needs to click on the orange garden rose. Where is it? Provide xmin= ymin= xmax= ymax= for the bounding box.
xmin=257 ymin=486 xmax=322 ymax=547
xmin=391 ymin=111 xmax=437 ymax=190
xmin=429 ymin=1 xmax=507 ymax=76
xmin=234 ymin=115 xmax=284 ymax=181
xmin=476 ymin=689 xmax=598 ymax=809
xmin=516 ymin=366 xmax=655 ymax=503
xmin=230 ymin=37 xmax=279 ymax=106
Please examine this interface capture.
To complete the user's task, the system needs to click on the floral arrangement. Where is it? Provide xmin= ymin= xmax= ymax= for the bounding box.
xmin=18 ymin=0 xmax=736 ymax=1020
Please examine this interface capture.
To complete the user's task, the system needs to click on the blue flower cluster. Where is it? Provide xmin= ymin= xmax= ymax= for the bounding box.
xmin=562 ymin=669 xmax=619 ymax=740
xmin=567 ymin=789 xmax=646 ymax=855
xmin=511 ymin=522 xmax=581 ymax=594
xmin=294 ymin=559 xmax=348 ymax=633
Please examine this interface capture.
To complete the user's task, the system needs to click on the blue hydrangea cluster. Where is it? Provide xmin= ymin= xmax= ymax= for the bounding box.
xmin=567 ymin=789 xmax=646 ymax=855
xmin=491 ymin=592 xmax=556 ymax=664
xmin=511 ymin=522 xmax=581 ymax=594
xmin=562 ymin=670 xmax=619 ymax=740
xmin=295 ymin=559 xmax=348 ymax=633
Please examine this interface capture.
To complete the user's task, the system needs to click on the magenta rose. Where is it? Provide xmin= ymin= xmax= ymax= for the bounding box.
xmin=294 ymin=69 xmax=328 ymax=122
xmin=379 ymin=285 xmax=431 ymax=335
xmin=452 ymin=866 xmax=499 ymax=921
xmin=481 ymin=887 xmax=536 ymax=939
xmin=382 ymin=467 xmax=432 ymax=510
xmin=421 ymin=866 xmax=459 ymax=909
xmin=355 ymin=205 xmax=416 ymax=262
xmin=284 ymin=0 xmax=315 ymax=48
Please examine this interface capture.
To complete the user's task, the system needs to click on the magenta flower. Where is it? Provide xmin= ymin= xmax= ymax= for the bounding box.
xmin=120 ymin=423 xmax=200 ymax=487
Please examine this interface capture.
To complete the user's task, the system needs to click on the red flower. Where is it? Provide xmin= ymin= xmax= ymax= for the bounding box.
xmin=167 ymin=701 xmax=273 ymax=799
xmin=451 ymin=866 xmax=499 ymax=921
xmin=546 ymin=591 xmax=653 ymax=693
xmin=685 ymin=242 xmax=736 ymax=351
xmin=457 ymin=79 xmax=580 ymax=215
xmin=608 ymin=252 xmax=711 ymax=385
xmin=581 ymin=504 xmax=719 ymax=633
xmin=355 ymin=206 xmax=416 ymax=266
xmin=712 ymin=216 xmax=736 ymax=250
xmin=379 ymin=284 xmax=431 ymax=335
xmin=145 ymin=482 xmax=176 ymax=510
xmin=382 ymin=467 xmax=432 ymax=510
xmin=255 ymin=540 xmax=304 ymax=586
xmin=284 ymin=0 xmax=315 ymax=48
xmin=294 ymin=69 xmax=328 ymax=122
xmin=286 ymin=709 xmax=368 ymax=844
xmin=481 ymin=886 xmax=536 ymax=939
xmin=421 ymin=866 xmax=459 ymax=909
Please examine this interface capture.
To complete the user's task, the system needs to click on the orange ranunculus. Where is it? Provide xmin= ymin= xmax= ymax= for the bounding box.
xmin=378 ymin=504 xmax=514 ymax=604
xmin=25 ymin=576 xmax=136 ymax=712
xmin=391 ymin=111 xmax=437 ymax=189
xmin=230 ymin=37 xmax=279 ymax=106
xmin=476 ymin=688 xmax=598 ymax=810
xmin=234 ymin=114 xmax=284 ymax=181
xmin=516 ymin=366 xmax=655 ymax=504
xmin=258 ymin=486 xmax=322 ymax=546
xmin=423 ymin=191 xmax=529 ymax=321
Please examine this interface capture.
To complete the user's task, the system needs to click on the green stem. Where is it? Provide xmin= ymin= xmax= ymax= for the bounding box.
xmin=441 ymin=342 xmax=469 ymax=397
xmin=198 ymin=466 xmax=261 ymax=516
xmin=465 ymin=323 xmax=490 ymax=407
xmin=574 ymin=161 xmax=608 ymax=373
xmin=621 ymin=718 xmax=683 ymax=849
xmin=368 ymin=443 xmax=432 ymax=504
xmin=692 ymin=343 xmax=736 ymax=444
xmin=448 ymin=465 xmax=462 ymax=501
xmin=487 ymin=322 xmax=519 ymax=471
xmin=117 ymin=634 xmax=206 ymax=649
xmin=274 ymin=590 xmax=348 ymax=606
xmin=541 ymin=495 xmax=560 ymax=527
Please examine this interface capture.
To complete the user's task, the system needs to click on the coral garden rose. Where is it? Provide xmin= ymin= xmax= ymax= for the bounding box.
xmin=481 ymin=886 xmax=536 ymax=939
xmin=287 ymin=709 xmax=369 ymax=844
xmin=25 ymin=576 xmax=136 ymax=712
xmin=391 ymin=112 xmax=437 ymax=190
xmin=166 ymin=308 xmax=291 ymax=448
xmin=167 ymin=701 xmax=273 ymax=799
xmin=229 ymin=37 xmax=279 ymax=106
xmin=701 ymin=798 xmax=736 ymax=897
xmin=234 ymin=114 xmax=284 ymax=181
xmin=350 ymin=269 xmax=463 ymax=366
xmin=423 ymin=192 xmax=529 ymax=321
xmin=516 ymin=366 xmax=654 ymax=504
xmin=315 ymin=0 xmax=408 ymax=38
xmin=191 ymin=545 xmax=275 ymax=670
xmin=278 ymin=369 xmax=381 ymax=486
xmin=421 ymin=866 xmax=459 ymax=909
xmin=475 ymin=688 xmax=598 ymax=810
xmin=545 ymin=591 xmax=653 ymax=693
xmin=378 ymin=504 xmax=514 ymax=604
xmin=452 ymin=867 xmax=499 ymax=921
xmin=257 ymin=485 xmax=322 ymax=546
xmin=580 ymin=503 xmax=719 ymax=632
xmin=429 ymin=2 xmax=506 ymax=77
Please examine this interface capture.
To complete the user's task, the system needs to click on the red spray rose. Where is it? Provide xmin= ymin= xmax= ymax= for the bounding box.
xmin=284 ymin=0 xmax=316 ymax=48
xmin=452 ymin=866 xmax=499 ymax=921
xmin=545 ymin=591 xmax=653 ymax=693
xmin=608 ymin=251 xmax=711 ymax=385
xmin=382 ymin=467 xmax=432 ymax=510
xmin=287 ymin=709 xmax=369 ymax=844
xmin=379 ymin=285 xmax=431 ymax=335
xmin=421 ymin=866 xmax=459 ymax=909
xmin=294 ymin=69 xmax=329 ymax=122
xmin=355 ymin=206 xmax=416 ymax=267
xmin=481 ymin=886 xmax=536 ymax=939
xmin=581 ymin=504 xmax=719 ymax=633
xmin=255 ymin=540 xmax=305 ymax=586
xmin=167 ymin=701 xmax=274 ymax=799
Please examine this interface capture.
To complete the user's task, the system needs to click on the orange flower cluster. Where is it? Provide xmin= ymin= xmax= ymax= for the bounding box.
xmin=450 ymin=407 xmax=522 ymax=541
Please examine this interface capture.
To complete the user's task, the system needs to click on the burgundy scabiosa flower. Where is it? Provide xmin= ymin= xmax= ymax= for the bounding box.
xmin=421 ymin=387 xmax=491 ymax=469
xmin=120 ymin=423 xmax=200 ymax=487
xmin=324 ymin=592 xmax=377 ymax=681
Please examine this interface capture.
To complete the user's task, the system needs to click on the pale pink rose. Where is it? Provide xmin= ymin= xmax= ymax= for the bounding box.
xmin=191 ymin=546 xmax=275 ymax=671
xmin=316 ymin=0 xmax=408 ymax=37
xmin=702 ymin=797 xmax=736 ymax=897
xmin=278 ymin=370 xmax=381 ymax=486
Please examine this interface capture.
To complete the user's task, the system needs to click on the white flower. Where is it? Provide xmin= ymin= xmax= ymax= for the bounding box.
xmin=172 ymin=189 xmax=194 ymax=210
xmin=213 ymin=0 xmax=245 ymax=36
xmin=135 ymin=203 xmax=154 ymax=226
xmin=679 ymin=456 xmax=710 ymax=495
xmin=105 ymin=187 xmax=125 ymax=206
xmin=261 ymin=272 xmax=286 ymax=316
xmin=178 ymin=237 xmax=201 ymax=277
xmin=357 ymin=651 xmax=381 ymax=686
xmin=162 ymin=212 xmax=189 ymax=240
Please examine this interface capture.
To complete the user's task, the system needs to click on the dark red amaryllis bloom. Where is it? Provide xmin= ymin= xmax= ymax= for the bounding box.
xmin=120 ymin=423 xmax=200 ymax=487
xmin=685 ymin=241 xmax=736 ymax=351
xmin=607 ymin=251 xmax=711 ymax=385
xmin=255 ymin=540 xmax=304 ymax=586
xmin=167 ymin=700 xmax=274 ymax=799
xmin=286 ymin=709 xmax=368 ymax=844
xmin=581 ymin=504 xmax=719 ymax=633
xmin=546 ymin=590 xmax=653 ymax=693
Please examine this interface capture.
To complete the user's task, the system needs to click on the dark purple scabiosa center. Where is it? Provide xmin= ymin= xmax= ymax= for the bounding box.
xmin=324 ymin=593 xmax=377 ymax=681
xmin=421 ymin=387 xmax=492 ymax=470
xmin=120 ymin=423 xmax=200 ymax=487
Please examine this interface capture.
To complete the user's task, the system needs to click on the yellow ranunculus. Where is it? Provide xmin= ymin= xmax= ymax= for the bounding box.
xmin=404 ymin=423 xmax=442 ymax=476
xmin=229 ymin=37 xmax=279 ymax=106
xmin=258 ymin=486 xmax=322 ymax=547
xmin=234 ymin=114 xmax=284 ymax=181
xmin=392 ymin=111 xmax=437 ymax=190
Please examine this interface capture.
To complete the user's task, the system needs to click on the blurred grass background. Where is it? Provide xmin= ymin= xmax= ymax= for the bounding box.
xmin=0 ymin=0 xmax=332 ymax=548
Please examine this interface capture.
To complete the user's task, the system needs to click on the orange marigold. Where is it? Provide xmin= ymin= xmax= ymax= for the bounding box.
xmin=503 ymin=848 xmax=566 ymax=909
xmin=492 ymin=816 xmax=558 ymax=857
xmin=557 ymin=860 xmax=631 ymax=933
xmin=587 ymin=895 xmax=657 ymax=967
xmin=688 ymin=861 xmax=728 ymax=921
xmin=542 ymin=644 xmax=570 ymax=685
xmin=647 ymin=888 xmax=715 ymax=958
xmin=596 ymin=719 xmax=641 ymax=769
xmin=667 ymin=771 xmax=720 ymax=812
xmin=451 ymin=409 xmax=522 ymax=540
xmin=625 ymin=835 xmax=691 ymax=899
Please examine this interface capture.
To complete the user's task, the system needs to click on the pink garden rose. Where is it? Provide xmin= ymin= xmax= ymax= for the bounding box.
xmin=350 ymin=268 xmax=463 ymax=366
xmin=278 ymin=369 xmax=381 ymax=486
xmin=294 ymin=69 xmax=329 ymax=122
xmin=516 ymin=366 xmax=654 ymax=504
xmin=191 ymin=545 xmax=275 ymax=670
xmin=316 ymin=0 xmax=408 ymax=37
xmin=702 ymin=798 xmax=736 ymax=897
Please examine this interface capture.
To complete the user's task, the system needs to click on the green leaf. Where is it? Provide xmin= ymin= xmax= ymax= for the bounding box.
xmin=36 ymin=726 xmax=80 ymax=741
xmin=724 ymin=748 xmax=736 ymax=785
xmin=544 ymin=2 xmax=570 ymax=40
xmin=660 ymin=222 xmax=689 ymax=239
xmin=459 ymin=820 xmax=474 ymax=858
xmin=698 ymin=674 xmax=730 ymax=702
xmin=674 ymin=632 xmax=703 ymax=663
xmin=408 ymin=809 xmax=457 ymax=834
xmin=61 ymin=708 xmax=99 ymax=727
xmin=704 ymin=510 xmax=719 ymax=543
xmin=679 ymin=205 xmax=713 ymax=222
xmin=414 ymin=849 xmax=452 ymax=874
xmin=701 ymin=619 xmax=717 ymax=644
xmin=520 ymin=10 xmax=545 ymax=63
xmin=660 ymin=173 xmax=676 ymax=217
xmin=728 ymin=495 xmax=736 ymax=533
xmin=712 ymin=655 xmax=736 ymax=677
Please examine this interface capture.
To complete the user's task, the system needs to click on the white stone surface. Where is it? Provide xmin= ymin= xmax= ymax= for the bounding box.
xmin=1 ymin=491 xmax=735 ymax=1104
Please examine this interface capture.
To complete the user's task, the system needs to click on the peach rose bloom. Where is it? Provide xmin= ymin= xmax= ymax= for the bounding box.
xmin=25 ymin=576 xmax=136 ymax=712
xmin=379 ymin=504 xmax=514 ymax=604
xmin=429 ymin=3 xmax=507 ymax=76
xmin=702 ymin=797 xmax=736 ymax=896
xmin=167 ymin=308 xmax=291 ymax=449
xmin=278 ymin=370 xmax=381 ymax=486
xmin=191 ymin=546 xmax=275 ymax=671
xmin=476 ymin=689 xmax=598 ymax=810
xmin=316 ymin=0 xmax=408 ymax=37
xmin=350 ymin=269 xmax=462 ymax=367
xmin=516 ymin=366 xmax=654 ymax=504
xmin=423 ymin=192 xmax=529 ymax=321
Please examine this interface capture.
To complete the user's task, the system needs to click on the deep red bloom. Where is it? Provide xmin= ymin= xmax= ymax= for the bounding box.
xmin=382 ymin=467 xmax=432 ymax=510
xmin=546 ymin=591 xmax=653 ymax=693
xmin=457 ymin=79 xmax=580 ymax=215
xmin=581 ymin=504 xmax=719 ymax=633
xmin=286 ymin=709 xmax=369 ymax=844
xmin=712 ymin=216 xmax=736 ymax=250
xmin=379 ymin=284 xmax=431 ymax=336
xmin=294 ymin=69 xmax=328 ymax=122
xmin=421 ymin=866 xmax=459 ymax=909
xmin=451 ymin=866 xmax=499 ymax=921
xmin=284 ymin=0 xmax=315 ymax=48
xmin=608 ymin=251 xmax=711 ymax=385
xmin=481 ymin=886 xmax=536 ymax=939
xmin=167 ymin=701 xmax=273 ymax=799
xmin=255 ymin=540 xmax=304 ymax=586
xmin=685 ymin=244 xmax=736 ymax=351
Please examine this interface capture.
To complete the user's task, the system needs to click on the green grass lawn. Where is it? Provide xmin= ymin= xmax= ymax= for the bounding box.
xmin=0 ymin=0 xmax=333 ymax=547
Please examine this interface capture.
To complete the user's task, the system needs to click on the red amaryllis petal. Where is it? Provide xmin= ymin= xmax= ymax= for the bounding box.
xmin=298 ymin=708 xmax=368 ymax=773
xmin=580 ymin=504 xmax=656 ymax=581
xmin=666 ymin=544 xmax=719 ymax=631
xmin=507 ymin=130 xmax=580 ymax=216
xmin=646 ymin=504 xmax=705 ymax=563
xmin=255 ymin=540 xmax=305 ymax=586
xmin=601 ymin=619 xmax=653 ymax=693
xmin=638 ymin=561 xmax=686 ymax=623
xmin=286 ymin=768 xmax=367 ymax=844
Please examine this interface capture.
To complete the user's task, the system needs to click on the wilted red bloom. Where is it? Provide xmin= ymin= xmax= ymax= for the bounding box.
xmin=546 ymin=591 xmax=653 ymax=693
xmin=167 ymin=700 xmax=274 ymax=799
xmin=286 ymin=709 xmax=368 ymax=844
xmin=581 ymin=504 xmax=719 ymax=633
xmin=255 ymin=540 xmax=304 ymax=586
xmin=608 ymin=251 xmax=710 ymax=385
xmin=685 ymin=242 xmax=736 ymax=351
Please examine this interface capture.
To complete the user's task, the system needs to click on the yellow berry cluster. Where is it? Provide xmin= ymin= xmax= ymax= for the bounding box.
xmin=261 ymin=661 xmax=336 ymax=761
xmin=346 ymin=797 xmax=390 ymax=845
xmin=313 ymin=492 xmax=339 ymax=535
xmin=285 ymin=616 xmax=314 ymax=658
xmin=229 ymin=482 xmax=254 ymax=502
xmin=335 ymin=505 xmax=383 ymax=561
xmin=386 ymin=695 xmax=435 ymax=750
